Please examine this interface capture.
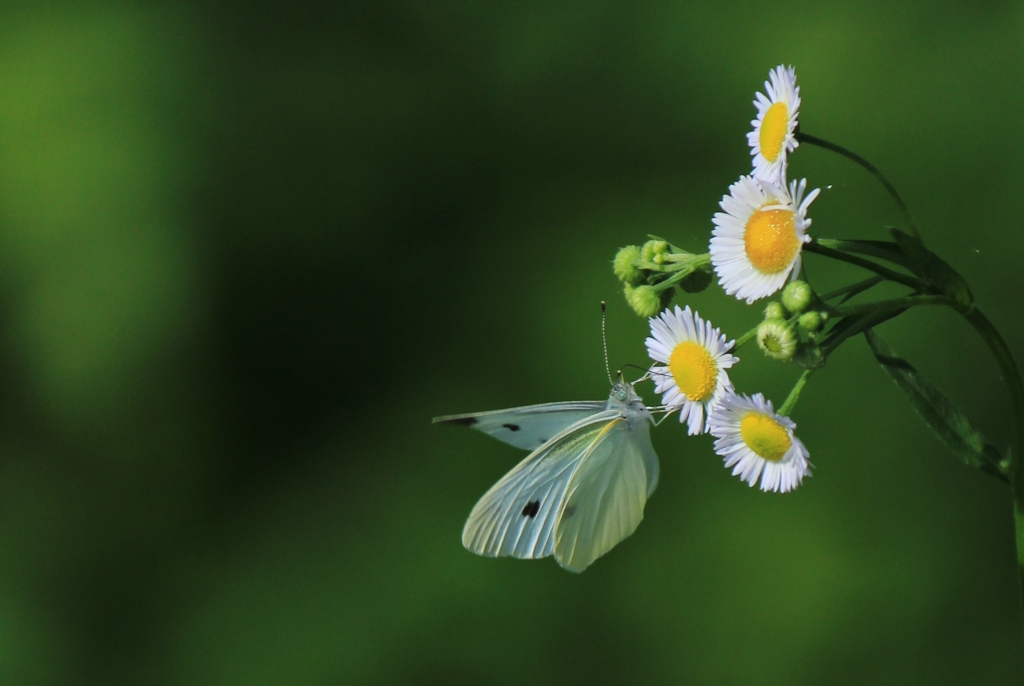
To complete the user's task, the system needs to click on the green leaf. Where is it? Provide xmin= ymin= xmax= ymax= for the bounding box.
xmin=888 ymin=228 xmax=973 ymax=308
xmin=864 ymin=329 xmax=1007 ymax=483
xmin=822 ymin=308 xmax=906 ymax=356
xmin=820 ymin=275 xmax=884 ymax=304
xmin=815 ymin=238 xmax=916 ymax=270
xmin=678 ymin=264 xmax=712 ymax=293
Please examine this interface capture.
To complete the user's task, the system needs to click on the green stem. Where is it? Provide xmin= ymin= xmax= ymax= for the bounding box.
xmin=648 ymin=254 xmax=713 ymax=290
xmin=804 ymin=240 xmax=924 ymax=291
xmin=820 ymin=275 xmax=884 ymax=302
xmin=733 ymin=325 xmax=759 ymax=350
xmin=823 ymin=308 xmax=907 ymax=357
xmin=662 ymin=252 xmax=710 ymax=264
xmin=796 ymin=131 xmax=921 ymax=240
xmin=815 ymin=238 xmax=916 ymax=271
xmin=831 ymin=294 xmax=950 ymax=319
xmin=779 ymin=369 xmax=814 ymax=416
xmin=960 ymin=308 xmax=1024 ymax=571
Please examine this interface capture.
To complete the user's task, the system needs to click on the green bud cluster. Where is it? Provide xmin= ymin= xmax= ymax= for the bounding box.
xmin=624 ymin=284 xmax=663 ymax=318
xmin=798 ymin=311 xmax=823 ymax=333
xmin=613 ymin=245 xmax=643 ymax=285
xmin=781 ymin=280 xmax=814 ymax=314
xmin=640 ymin=240 xmax=669 ymax=263
xmin=763 ymin=301 xmax=786 ymax=321
xmin=757 ymin=319 xmax=797 ymax=361
xmin=612 ymin=238 xmax=712 ymax=318
xmin=756 ymin=280 xmax=830 ymax=367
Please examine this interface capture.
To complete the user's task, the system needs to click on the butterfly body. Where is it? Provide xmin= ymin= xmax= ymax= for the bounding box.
xmin=434 ymin=382 xmax=659 ymax=572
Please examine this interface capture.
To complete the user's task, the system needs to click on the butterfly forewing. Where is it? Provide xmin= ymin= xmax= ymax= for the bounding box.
xmin=553 ymin=418 xmax=655 ymax=572
xmin=461 ymin=412 xmax=619 ymax=561
xmin=433 ymin=401 xmax=607 ymax=451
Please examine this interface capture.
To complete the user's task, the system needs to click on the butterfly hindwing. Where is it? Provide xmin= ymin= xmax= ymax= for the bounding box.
xmin=433 ymin=401 xmax=607 ymax=451
xmin=553 ymin=417 xmax=656 ymax=572
xmin=640 ymin=422 xmax=659 ymax=498
xmin=461 ymin=412 xmax=619 ymax=560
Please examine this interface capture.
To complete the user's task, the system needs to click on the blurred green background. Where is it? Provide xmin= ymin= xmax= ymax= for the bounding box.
xmin=0 ymin=1 xmax=1020 ymax=684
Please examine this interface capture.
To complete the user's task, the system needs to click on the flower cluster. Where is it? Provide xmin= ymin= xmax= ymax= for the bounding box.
xmin=618 ymin=65 xmax=824 ymax=492
xmin=646 ymin=305 xmax=810 ymax=493
xmin=712 ymin=67 xmax=819 ymax=304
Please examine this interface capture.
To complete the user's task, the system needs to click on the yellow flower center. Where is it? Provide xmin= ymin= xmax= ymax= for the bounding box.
xmin=668 ymin=341 xmax=717 ymax=402
xmin=744 ymin=207 xmax=798 ymax=274
xmin=759 ymin=102 xmax=789 ymax=163
xmin=740 ymin=412 xmax=792 ymax=462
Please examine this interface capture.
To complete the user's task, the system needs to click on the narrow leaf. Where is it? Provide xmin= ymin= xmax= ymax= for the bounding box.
xmin=816 ymin=238 xmax=916 ymax=270
xmin=819 ymin=275 xmax=884 ymax=305
xmin=888 ymin=228 xmax=973 ymax=308
xmin=679 ymin=264 xmax=712 ymax=293
xmin=822 ymin=308 xmax=906 ymax=356
xmin=864 ymin=329 xmax=1007 ymax=482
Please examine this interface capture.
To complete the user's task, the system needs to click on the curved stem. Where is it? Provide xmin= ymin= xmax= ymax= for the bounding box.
xmin=820 ymin=275 xmax=884 ymax=302
xmin=831 ymin=294 xmax=950 ymax=319
xmin=959 ymin=307 xmax=1024 ymax=620
xmin=962 ymin=309 xmax=1024 ymax=498
xmin=804 ymin=240 xmax=924 ymax=291
xmin=733 ymin=325 xmax=759 ymax=351
xmin=815 ymin=238 xmax=916 ymax=271
xmin=823 ymin=308 xmax=907 ymax=357
xmin=648 ymin=254 xmax=713 ymax=289
xmin=779 ymin=369 xmax=814 ymax=416
xmin=796 ymin=131 xmax=921 ymax=240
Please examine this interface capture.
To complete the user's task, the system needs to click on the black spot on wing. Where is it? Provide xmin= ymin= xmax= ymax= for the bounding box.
xmin=502 ymin=423 xmax=521 ymax=431
xmin=562 ymin=505 xmax=576 ymax=519
xmin=444 ymin=416 xmax=477 ymax=426
xmin=521 ymin=500 xmax=540 ymax=518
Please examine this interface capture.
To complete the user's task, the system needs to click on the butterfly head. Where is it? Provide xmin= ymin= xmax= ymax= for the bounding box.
xmin=608 ymin=379 xmax=644 ymax=408
xmin=610 ymin=382 xmax=630 ymax=403
xmin=608 ymin=374 xmax=655 ymax=425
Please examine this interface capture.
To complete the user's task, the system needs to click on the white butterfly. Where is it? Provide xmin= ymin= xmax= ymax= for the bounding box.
xmin=433 ymin=381 xmax=660 ymax=572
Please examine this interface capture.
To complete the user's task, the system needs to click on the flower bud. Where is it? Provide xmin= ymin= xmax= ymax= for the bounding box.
xmin=798 ymin=311 xmax=823 ymax=333
xmin=763 ymin=301 xmax=787 ymax=320
xmin=626 ymin=284 xmax=663 ymax=318
xmin=641 ymin=240 xmax=668 ymax=263
xmin=781 ymin=280 xmax=814 ymax=313
xmin=757 ymin=319 xmax=797 ymax=361
xmin=793 ymin=342 xmax=826 ymax=369
xmin=613 ymin=245 xmax=643 ymax=284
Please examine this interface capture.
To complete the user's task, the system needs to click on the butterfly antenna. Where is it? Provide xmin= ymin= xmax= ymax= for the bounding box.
xmin=621 ymin=363 xmax=653 ymax=385
xmin=601 ymin=301 xmax=613 ymax=385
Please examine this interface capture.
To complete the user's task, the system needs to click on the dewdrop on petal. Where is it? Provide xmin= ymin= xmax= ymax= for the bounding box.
xmin=709 ymin=392 xmax=811 ymax=493
xmin=646 ymin=305 xmax=738 ymax=435
xmin=710 ymin=176 xmax=820 ymax=304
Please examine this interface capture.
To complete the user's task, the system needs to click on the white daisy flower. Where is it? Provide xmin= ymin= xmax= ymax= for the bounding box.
xmin=646 ymin=305 xmax=738 ymax=435
xmin=710 ymin=175 xmax=820 ymax=304
xmin=748 ymin=65 xmax=801 ymax=185
xmin=709 ymin=392 xmax=810 ymax=493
